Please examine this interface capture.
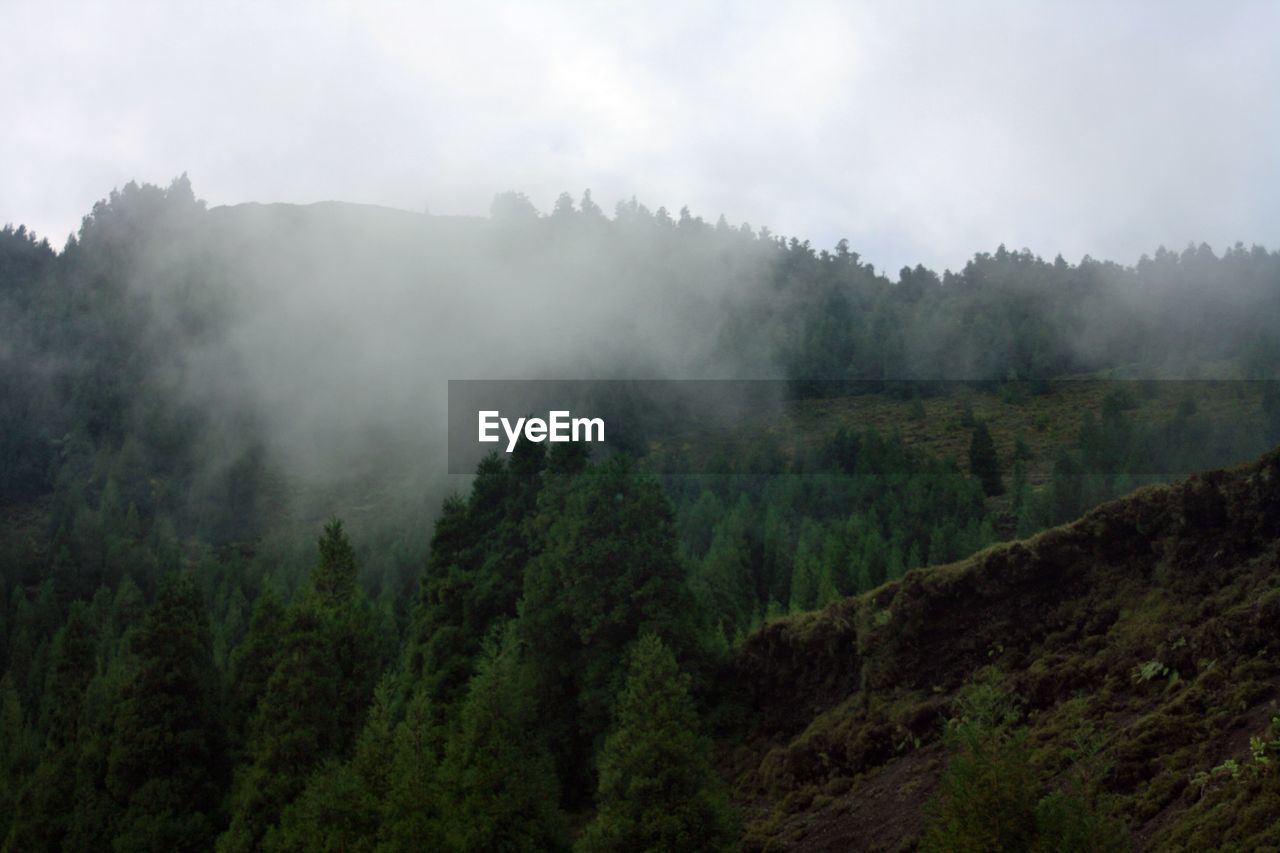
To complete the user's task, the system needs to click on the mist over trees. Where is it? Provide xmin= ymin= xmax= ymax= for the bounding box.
xmin=4 ymin=179 xmax=1279 ymax=541
xmin=1 ymin=178 xmax=1279 ymax=849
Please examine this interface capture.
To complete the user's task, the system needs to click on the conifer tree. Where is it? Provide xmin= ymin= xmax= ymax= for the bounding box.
xmin=220 ymin=610 xmax=342 ymax=852
xmin=226 ymin=584 xmax=284 ymax=751
xmin=694 ymin=501 xmax=756 ymax=632
xmin=379 ymin=686 xmax=444 ymax=850
xmin=260 ymin=760 xmax=378 ymax=853
xmin=437 ymin=628 xmax=567 ymax=852
xmin=219 ymin=521 xmax=379 ymax=853
xmin=577 ymin=634 xmax=735 ymax=853
xmin=312 ymin=519 xmax=358 ymax=606
xmin=789 ymin=521 xmax=833 ymax=612
xmin=0 ymin=674 xmax=35 ymax=843
xmin=969 ymin=422 xmax=1005 ymax=496
xmin=262 ymin=677 xmax=406 ymax=853
xmin=64 ymin=653 xmax=128 ymax=851
xmin=106 ymin=574 xmax=227 ymax=851
xmin=403 ymin=446 xmax=545 ymax=720
xmin=5 ymin=603 xmax=97 ymax=850
xmin=518 ymin=456 xmax=697 ymax=802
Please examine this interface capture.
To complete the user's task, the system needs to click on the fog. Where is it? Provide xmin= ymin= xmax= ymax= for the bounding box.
xmin=4 ymin=2 xmax=1279 ymax=527
xmin=90 ymin=185 xmax=791 ymax=522
xmin=4 ymin=1 xmax=1279 ymax=275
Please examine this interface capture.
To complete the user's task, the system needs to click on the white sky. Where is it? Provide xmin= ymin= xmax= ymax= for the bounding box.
xmin=2 ymin=0 xmax=1277 ymax=274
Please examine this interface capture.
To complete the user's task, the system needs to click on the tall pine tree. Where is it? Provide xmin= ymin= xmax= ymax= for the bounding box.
xmin=4 ymin=602 xmax=98 ymax=851
xmin=577 ymin=634 xmax=735 ymax=852
xmin=437 ymin=627 xmax=566 ymax=852
xmin=106 ymin=574 xmax=228 ymax=851
xmin=219 ymin=521 xmax=379 ymax=852
xmin=969 ymin=422 xmax=1005 ymax=497
xmin=518 ymin=456 xmax=698 ymax=803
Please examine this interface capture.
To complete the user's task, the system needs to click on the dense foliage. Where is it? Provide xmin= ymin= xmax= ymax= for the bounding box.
xmin=1 ymin=180 xmax=1278 ymax=848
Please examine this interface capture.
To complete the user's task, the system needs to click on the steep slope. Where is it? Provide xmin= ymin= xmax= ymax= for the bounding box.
xmin=728 ymin=447 xmax=1280 ymax=850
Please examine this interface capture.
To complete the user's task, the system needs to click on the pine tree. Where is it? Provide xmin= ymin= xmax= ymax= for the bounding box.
xmin=63 ymin=656 xmax=125 ymax=852
xmin=106 ymin=574 xmax=228 ymax=851
xmin=921 ymin=676 xmax=1039 ymax=852
xmin=219 ymin=521 xmax=379 ymax=852
xmin=219 ymin=607 xmax=344 ymax=853
xmin=518 ymin=456 xmax=698 ymax=803
xmin=5 ymin=603 xmax=98 ymax=850
xmin=379 ymin=686 xmax=444 ymax=850
xmin=694 ymin=500 xmax=756 ymax=633
xmin=260 ymin=760 xmax=378 ymax=853
xmin=437 ymin=629 xmax=567 ymax=852
xmin=312 ymin=519 xmax=358 ymax=607
xmin=969 ymin=422 xmax=1005 ymax=496
xmin=0 ymin=674 xmax=36 ymax=842
xmin=402 ymin=447 xmax=545 ymax=720
xmin=788 ymin=520 xmax=832 ymax=611
xmin=577 ymin=635 xmax=735 ymax=853
xmin=226 ymin=584 xmax=284 ymax=751
xmin=262 ymin=678 xmax=400 ymax=853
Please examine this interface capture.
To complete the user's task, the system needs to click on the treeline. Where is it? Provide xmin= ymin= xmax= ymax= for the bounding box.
xmin=1 ymin=448 xmax=739 ymax=850
xmin=669 ymin=428 xmax=994 ymax=640
xmin=9 ymin=405 xmax=1269 ymax=848
xmin=3 ymin=178 xmax=1280 ymax=848
xmin=5 ymin=179 xmax=1280 ymax=545
xmin=1011 ymin=385 xmax=1280 ymax=536
xmin=0 ymin=179 xmax=266 ymax=553
xmin=517 ymin=189 xmax=1280 ymax=383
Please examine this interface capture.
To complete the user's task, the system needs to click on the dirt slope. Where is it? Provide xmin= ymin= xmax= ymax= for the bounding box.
xmin=727 ymin=447 xmax=1280 ymax=850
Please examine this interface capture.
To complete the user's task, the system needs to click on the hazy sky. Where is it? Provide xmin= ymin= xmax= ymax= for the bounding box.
xmin=3 ymin=0 xmax=1277 ymax=274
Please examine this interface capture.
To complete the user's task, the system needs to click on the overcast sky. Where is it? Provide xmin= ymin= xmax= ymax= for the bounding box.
xmin=2 ymin=0 xmax=1277 ymax=274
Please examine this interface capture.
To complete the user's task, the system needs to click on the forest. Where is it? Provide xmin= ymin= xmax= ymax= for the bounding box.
xmin=2 ymin=178 xmax=1280 ymax=850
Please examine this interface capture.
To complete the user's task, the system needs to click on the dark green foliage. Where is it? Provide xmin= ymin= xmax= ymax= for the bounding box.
xmin=437 ymin=629 xmax=567 ymax=852
xmin=264 ymin=678 xmax=446 ymax=852
xmin=674 ymin=426 xmax=993 ymax=633
xmin=0 ymin=675 xmax=36 ymax=844
xmin=219 ymin=522 xmax=380 ymax=852
xmin=262 ymin=681 xmax=396 ymax=853
xmin=39 ymin=603 xmax=98 ymax=748
xmin=0 ymin=225 xmax=57 ymax=503
xmin=5 ymin=603 xmax=98 ymax=850
xmin=219 ymin=606 xmax=343 ymax=852
xmin=225 ymin=585 xmax=284 ymax=752
xmin=4 ymin=179 xmax=1280 ymax=853
xmin=519 ymin=456 xmax=698 ymax=802
xmin=262 ymin=760 xmax=380 ymax=853
xmin=787 ymin=520 xmax=838 ymax=612
xmin=106 ymin=574 xmax=227 ymax=851
xmin=0 ymin=179 xmax=268 ymax=557
xmin=922 ymin=676 xmax=1041 ymax=852
xmin=969 ymin=421 xmax=1005 ymax=497
xmin=692 ymin=498 xmax=758 ymax=633
xmin=1262 ymin=381 xmax=1280 ymax=447
xmin=1034 ymin=788 xmax=1130 ymax=853
xmin=403 ymin=446 xmax=545 ymax=718
xmin=312 ymin=520 xmax=358 ymax=606
xmin=379 ymin=686 xmax=444 ymax=850
xmin=578 ymin=634 xmax=735 ymax=853
xmin=922 ymin=674 xmax=1128 ymax=853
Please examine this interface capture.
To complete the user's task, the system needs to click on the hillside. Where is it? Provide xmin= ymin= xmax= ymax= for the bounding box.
xmin=3 ymin=181 xmax=1280 ymax=850
xmin=729 ymin=445 xmax=1280 ymax=850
